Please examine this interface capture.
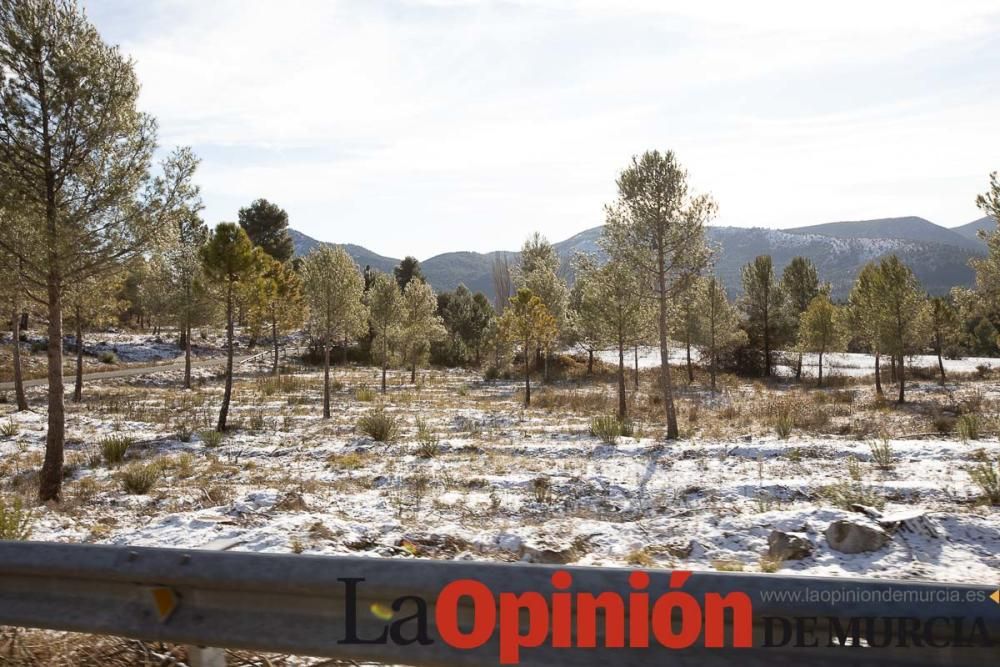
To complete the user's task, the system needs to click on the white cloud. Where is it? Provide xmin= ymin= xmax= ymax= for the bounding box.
xmin=86 ymin=0 xmax=1000 ymax=258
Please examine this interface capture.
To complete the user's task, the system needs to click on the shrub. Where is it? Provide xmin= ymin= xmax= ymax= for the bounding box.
xmin=120 ymin=463 xmax=159 ymax=495
xmin=248 ymin=410 xmax=266 ymax=432
xmin=590 ymin=415 xmax=638 ymax=444
xmin=531 ymin=476 xmax=552 ymax=503
xmin=415 ymin=418 xmax=440 ymax=458
xmin=99 ymin=434 xmax=134 ymax=466
xmin=969 ymin=458 xmax=1000 ymax=505
xmin=868 ymin=437 xmax=894 ymax=471
xmin=357 ymin=407 xmax=400 ymax=443
xmin=774 ymin=411 xmax=793 ymax=439
xmin=175 ymin=422 xmax=194 ymax=443
xmin=0 ymin=495 xmax=33 ymax=540
xmin=98 ymin=350 xmax=118 ymax=364
xmin=355 ymin=385 xmax=376 ymax=402
xmin=0 ymin=419 xmax=18 ymax=438
xmin=326 ymin=452 xmax=366 ymax=470
xmin=200 ymin=430 xmax=223 ymax=448
xmin=957 ymin=414 xmax=981 ymax=442
xmin=818 ymin=480 xmax=885 ymax=510
xmin=483 ymin=366 xmax=501 ymax=381
xmin=626 ymin=548 xmax=654 ymax=567
xmin=846 ymin=455 xmax=863 ymax=482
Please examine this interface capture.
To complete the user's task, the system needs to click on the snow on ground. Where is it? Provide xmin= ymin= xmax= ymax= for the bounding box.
xmin=597 ymin=346 xmax=1000 ymax=377
xmin=1 ymin=356 xmax=998 ymax=586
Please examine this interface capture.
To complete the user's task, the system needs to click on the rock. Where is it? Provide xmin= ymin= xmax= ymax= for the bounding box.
xmin=825 ymin=520 xmax=889 ymax=554
xmin=877 ymin=510 xmax=939 ymax=538
xmin=520 ymin=538 xmax=578 ymax=564
xmin=665 ymin=540 xmax=696 ymax=559
xmin=767 ymin=530 xmax=813 ymax=560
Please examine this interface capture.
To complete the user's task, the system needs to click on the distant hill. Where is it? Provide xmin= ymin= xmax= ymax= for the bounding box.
xmin=786 ymin=216 xmax=983 ymax=252
xmin=952 ymin=216 xmax=995 ymax=248
xmin=290 ymin=214 xmax=985 ymax=301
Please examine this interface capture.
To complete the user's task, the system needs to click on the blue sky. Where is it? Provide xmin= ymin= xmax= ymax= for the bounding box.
xmin=85 ymin=0 xmax=1000 ymax=259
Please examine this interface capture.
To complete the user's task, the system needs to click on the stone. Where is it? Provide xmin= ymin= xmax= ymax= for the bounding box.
xmin=825 ymin=520 xmax=889 ymax=554
xmin=665 ymin=540 xmax=695 ymax=559
xmin=767 ymin=530 xmax=813 ymax=560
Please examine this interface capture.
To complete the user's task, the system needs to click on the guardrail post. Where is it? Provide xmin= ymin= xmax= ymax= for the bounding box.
xmin=188 ymin=645 xmax=226 ymax=667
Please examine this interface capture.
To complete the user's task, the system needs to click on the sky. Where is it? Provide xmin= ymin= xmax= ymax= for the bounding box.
xmin=85 ymin=0 xmax=1000 ymax=259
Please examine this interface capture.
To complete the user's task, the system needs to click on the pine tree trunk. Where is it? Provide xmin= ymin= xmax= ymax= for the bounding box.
xmin=411 ymin=364 xmax=416 ymax=384
xmin=73 ymin=320 xmax=83 ymax=402
xmin=588 ymin=349 xmax=593 ymax=375
xmin=818 ymin=350 xmax=824 ymax=388
xmin=543 ymin=352 xmax=549 ymax=383
xmin=795 ymin=352 xmax=803 ymax=381
xmin=184 ymin=321 xmax=192 ymax=390
xmin=39 ymin=269 xmax=64 ymax=502
xmin=898 ymin=356 xmax=905 ymax=403
xmin=217 ymin=287 xmax=234 ymax=432
xmin=272 ymin=320 xmax=280 ymax=378
xmin=686 ymin=336 xmax=693 ymax=383
xmin=935 ymin=335 xmax=946 ymax=386
xmin=633 ymin=345 xmax=639 ymax=390
xmin=763 ymin=310 xmax=771 ymax=377
xmin=890 ymin=355 xmax=897 ymax=383
xmin=323 ymin=337 xmax=331 ymax=419
xmin=11 ymin=310 xmax=28 ymax=411
xmin=524 ymin=338 xmax=531 ymax=407
xmin=19 ymin=311 xmax=28 ymax=331
xmin=874 ymin=352 xmax=883 ymax=396
xmin=657 ymin=268 xmax=678 ymax=440
xmin=710 ymin=350 xmax=717 ymax=393
xmin=617 ymin=336 xmax=626 ymax=419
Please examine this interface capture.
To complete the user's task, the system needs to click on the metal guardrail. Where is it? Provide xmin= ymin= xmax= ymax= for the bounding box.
xmin=0 ymin=541 xmax=996 ymax=666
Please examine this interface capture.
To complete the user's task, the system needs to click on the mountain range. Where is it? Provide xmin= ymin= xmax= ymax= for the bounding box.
xmin=289 ymin=215 xmax=993 ymax=301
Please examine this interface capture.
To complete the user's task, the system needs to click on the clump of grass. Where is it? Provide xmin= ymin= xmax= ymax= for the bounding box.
xmin=846 ymin=455 xmax=863 ymax=482
xmin=589 ymin=415 xmax=638 ymax=444
xmin=759 ymin=555 xmax=782 ymax=573
xmin=99 ymin=434 xmax=134 ymax=466
xmin=774 ymin=410 xmax=793 ymax=439
xmin=200 ymin=430 xmax=223 ymax=448
xmin=625 ymin=548 xmax=654 ymax=567
xmin=327 ymin=452 xmax=366 ymax=470
xmin=414 ymin=417 xmax=440 ymax=458
xmin=174 ymin=422 xmax=194 ymax=443
xmin=868 ymin=436 xmax=894 ymax=471
xmin=531 ymin=476 xmax=552 ymax=503
xmin=818 ymin=480 xmax=885 ymax=510
xmin=711 ymin=559 xmax=744 ymax=572
xmin=248 ymin=410 xmax=266 ymax=432
xmin=98 ymin=350 xmax=118 ymax=364
xmin=969 ymin=458 xmax=1000 ymax=505
xmin=355 ymin=385 xmax=376 ymax=402
xmin=0 ymin=495 xmax=33 ymax=540
xmin=120 ymin=462 xmax=159 ymax=495
xmin=357 ymin=407 xmax=400 ymax=443
xmin=0 ymin=419 xmax=18 ymax=438
xmin=957 ymin=414 xmax=981 ymax=442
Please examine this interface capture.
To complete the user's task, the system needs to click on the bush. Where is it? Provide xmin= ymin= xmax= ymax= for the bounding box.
xmin=969 ymin=458 xmax=999 ymax=505
xmin=590 ymin=415 xmax=638 ymax=444
xmin=819 ymin=480 xmax=885 ymax=510
xmin=483 ymin=366 xmax=501 ymax=381
xmin=30 ymin=340 xmax=47 ymax=354
xmin=120 ymin=462 xmax=159 ymax=495
xmin=99 ymin=434 xmax=134 ymax=466
xmin=0 ymin=495 xmax=33 ymax=540
xmin=357 ymin=407 xmax=400 ymax=443
xmin=98 ymin=350 xmax=118 ymax=364
xmin=415 ymin=418 xmax=440 ymax=458
xmin=200 ymin=430 xmax=223 ymax=448
xmin=957 ymin=414 xmax=981 ymax=442
xmin=0 ymin=419 xmax=18 ymax=438
xmin=175 ymin=422 xmax=194 ymax=443
xmin=868 ymin=437 xmax=894 ymax=471
xmin=355 ymin=385 xmax=376 ymax=402
xmin=774 ymin=411 xmax=793 ymax=439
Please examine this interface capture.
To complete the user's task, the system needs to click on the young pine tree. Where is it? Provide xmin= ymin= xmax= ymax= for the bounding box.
xmin=249 ymin=254 xmax=306 ymax=379
xmin=603 ymin=150 xmax=715 ymax=439
xmin=499 ymin=288 xmax=557 ymax=408
xmin=301 ymin=246 xmax=368 ymax=418
xmin=741 ymin=256 xmax=786 ymax=378
xmin=797 ymin=294 xmax=845 ymax=387
xmin=780 ymin=257 xmax=821 ymax=380
xmin=694 ymin=277 xmax=746 ymax=393
xmin=848 ymin=262 xmax=887 ymax=397
xmin=367 ymin=273 xmax=403 ymax=394
xmin=201 ymin=224 xmax=262 ymax=431
xmin=974 ymin=171 xmax=1000 ymax=314
xmin=65 ymin=273 xmax=125 ymax=402
xmin=928 ymin=297 xmax=960 ymax=386
xmin=876 ymin=256 xmax=930 ymax=403
xmin=400 ymin=279 xmax=446 ymax=383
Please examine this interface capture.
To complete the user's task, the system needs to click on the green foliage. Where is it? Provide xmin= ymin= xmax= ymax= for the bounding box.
xmin=200 ymin=430 xmax=223 ymax=448
xmin=1 ymin=419 xmax=18 ymax=438
xmin=797 ymin=294 xmax=846 ymax=385
xmin=740 ymin=255 xmax=787 ymax=376
xmin=774 ymin=410 xmax=793 ymax=439
xmin=98 ymin=350 xmax=118 ymax=364
xmin=400 ymin=279 xmax=446 ymax=377
xmin=414 ymin=417 xmax=440 ymax=458
xmin=969 ymin=457 xmax=1000 ymax=505
xmin=957 ymin=414 xmax=981 ymax=442
xmin=99 ymin=434 xmax=134 ymax=466
xmin=357 ymin=406 xmax=400 ymax=443
xmin=819 ymin=480 xmax=885 ymax=510
xmin=120 ymin=462 xmax=159 ymax=495
xmin=355 ymin=385 xmax=376 ymax=402
xmin=589 ymin=415 xmax=637 ymax=444
xmin=868 ymin=437 xmax=895 ymax=471
xmin=393 ymin=256 xmax=424 ymax=290
xmin=238 ymin=198 xmax=294 ymax=262
xmin=0 ymin=495 xmax=33 ymax=540
xmin=175 ymin=422 xmax=194 ymax=443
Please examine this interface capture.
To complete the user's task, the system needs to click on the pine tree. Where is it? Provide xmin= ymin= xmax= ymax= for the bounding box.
xmin=797 ymin=294 xmax=845 ymax=387
xmin=0 ymin=0 xmax=195 ymax=501
xmin=238 ymin=198 xmax=294 ymax=262
xmin=740 ymin=256 xmax=786 ymax=378
xmin=694 ymin=277 xmax=746 ymax=393
xmin=400 ymin=279 xmax=445 ymax=382
xmin=249 ymin=254 xmax=306 ymax=379
xmin=929 ymin=296 xmax=960 ymax=386
xmin=0 ymin=216 xmax=29 ymax=410
xmin=781 ymin=257 xmax=821 ymax=380
xmin=201 ymin=223 xmax=262 ymax=431
xmin=671 ymin=282 xmax=700 ymax=384
xmin=876 ymin=255 xmax=930 ymax=403
xmin=367 ymin=272 xmax=402 ymax=394
xmin=301 ymin=246 xmax=367 ymax=418
xmin=603 ymin=150 xmax=714 ymax=439
xmin=516 ymin=233 xmax=568 ymax=381
xmin=393 ymin=256 xmax=424 ymax=290
xmin=973 ymin=171 xmax=1000 ymax=314
xmin=499 ymin=288 xmax=557 ymax=407
xmin=65 ymin=272 xmax=125 ymax=401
